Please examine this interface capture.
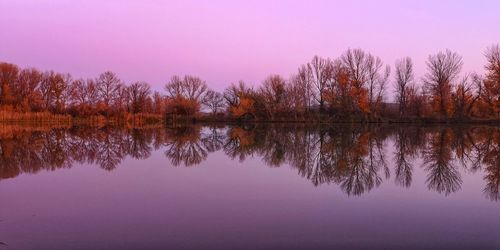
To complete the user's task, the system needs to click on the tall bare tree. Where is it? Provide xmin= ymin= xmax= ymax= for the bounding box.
xmin=152 ymin=91 xmax=166 ymax=114
xmin=423 ymin=50 xmax=463 ymax=118
xmin=97 ymin=71 xmax=122 ymax=112
xmin=165 ymin=75 xmax=208 ymax=102
xmin=223 ymin=81 xmax=253 ymax=108
xmin=340 ymin=49 xmax=371 ymax=114
xmin=202 ymin=90 xmax=225 ymax=115
xmin=127 ymin=81 xmax=151 ymax=113
xmin=341 ymin=49 xmax=368 ymax=87
xmin=69 ymin=78 xmax=100 ymax=115
xmin=394 ymin=57 xmax=414 ymax=117
xmin=308 ymin=56 xmax=333 ymax=112
xmin=15 ymin=68 xmax=44 ymax=111
xmin=292 ymin=65 xmax=315 ymax=113
xmin=482 ymin=44 xmax=500 ymax=117
xmin=0 ymin=62 xmax=19 ymax=105
xmin=366 ymin=54 xmax=390 ymax=115
xmin=259 ymin=74 xmax=287 ymax=117
xmin=40 ymin=71 xmax=72 ymax=113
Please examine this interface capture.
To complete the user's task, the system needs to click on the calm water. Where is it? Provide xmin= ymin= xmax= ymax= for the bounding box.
xmin=0 ymin=124 xmax=499 ymax=250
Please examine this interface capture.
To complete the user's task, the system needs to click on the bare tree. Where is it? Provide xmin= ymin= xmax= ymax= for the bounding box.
xmin=423 ymin=50 xmax=463 ymax=117
xmin=222 ymin=81 xmax=256 ymax=118
xmin=327 ymin=60 xmax=354 ymax=116
xmin=366 ymin=54 xmax=390 ymax=116
xmin=15 ymin=68 xmax=44 ymax=111
xmin=341 ymin=49 xmax=368 ymax=87
xmin=96 ymin=71 xmax=122 ymax=113
xmin=452 ymin=73 xmax=482 ymax=118
xmin=482 ymin=44 xmax=500 ymax=117
xmin=223 ymin=81 xmax=253 ymax=108
xmin=164 ymin=75 xmax=209 ymax=116
xmin=69 ymin=78 xmax=100 ymax=115
xmin=127 ymin=81 xmax=151 ymax=113
xmin=485 ymin=44 xmax=500 ymax=84
xmin=152 ymin=91 xmax=165 ymax=114
xmin=394 ymin=57 xmax=414 ymax=117
xmin=40 ymin=71 xmax=71 ymax=113
xmin=308 ymin=56 xmax=333 ymax=112
xmin=292 ymin=65 xmax=315 ymax=113
xmin=340 ymin=49 xmax=372 ymax=115
xmin=0 ymin=62 xmax=19 ymax=105
xmin=259 ymin=74 xmax=287 ymax=117
xmin=165 ymin=75 xmax=208 ymax=102
xmin=202 ymin=90 xmax=225 ymax=115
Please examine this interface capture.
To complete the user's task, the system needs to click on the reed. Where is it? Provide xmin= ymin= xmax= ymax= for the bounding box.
xmin=126 ymin=113 xmax=164 ymax=126
xmin=0 ymin=110 xmax=72 ymax=125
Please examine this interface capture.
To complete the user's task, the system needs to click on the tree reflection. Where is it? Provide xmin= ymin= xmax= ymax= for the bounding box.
xmin=164 ymin=126 xmax=208 ymax=167
xmin=477 ymin=127 xmax=500 ymax=201
xmin=0 ymin=124 xmax=498 ymax=200
xmin=393 ymin=127 xmax=421 ymax=187
xmin=201 ymin=126 xmax=225 ymax=153
xmin=422 ymin=128 xmax=462 ymax=195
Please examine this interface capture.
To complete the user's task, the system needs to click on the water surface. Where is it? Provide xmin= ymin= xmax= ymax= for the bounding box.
xmin=0 ymin=124 xmax=499 ymax=249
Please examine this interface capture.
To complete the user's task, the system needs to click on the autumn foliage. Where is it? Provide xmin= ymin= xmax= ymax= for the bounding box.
xmin=0 ymin=45 xmax=499 ymax=123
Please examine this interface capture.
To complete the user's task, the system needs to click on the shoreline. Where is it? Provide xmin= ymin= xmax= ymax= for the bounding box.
xmin=1 ymin=117 xmax=499 ymax=127
xmin=0 ymin=111 xmax=498 ymax=127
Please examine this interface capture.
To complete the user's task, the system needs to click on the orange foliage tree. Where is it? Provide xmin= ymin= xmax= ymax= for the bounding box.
xmin=480 ymin=44 xmax=500 ymax=118
xmin=223 ymin=81 xmax=256 ymax=119
xmin=164 ymin=75 xmax=207 ymax=116
xmin=423 ymin=50 xmax=463 ymax=118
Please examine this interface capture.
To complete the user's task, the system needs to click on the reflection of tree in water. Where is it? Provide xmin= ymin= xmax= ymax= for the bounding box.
xmin=0 ymin=132 xmax=43 ymax=178
xmin=201 ymin=126 xmax=225 ymax=153
xmin=338 ymin=130 xmax=388 ymax=196
xmin=221 ymin=124 xmax=392 ymax=196
xmin=259 ymin=125 xmax=296 ymax=167
xmin=42 ymin=130 xmax=73 ymax=170
xmin=418 ymin=126 xmax=499 ymax=200
xmin=164 ymin=126 xmax=208 ymax=167
xmin=223 ymin=126 xmax=261 ymax=162
xmin=282 ymin=126 xmax=389 ymax=196
xmin=95 ymin=128 xmax=125 ymax=171
xmin=292 ymin=128 xmax=323 ymax=183
xmin=320 ymin=126 xmax=390 ymax=196
xmin=422 ymin=128 xmax=462 ymax=195
xmin=393 ymin=127 xmax=424 ymax=187
xmin=0 ymin=124 xmax=499 ymax=200
xmin=478 ymin=127 xmax=500 ymax=201
xmin=0 ymin=125 xmax=160 ymax=175
xmin=126 ymin=129 xmax=153 ymax=160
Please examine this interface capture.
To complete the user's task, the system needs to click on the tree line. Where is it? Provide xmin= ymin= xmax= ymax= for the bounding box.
xmin=0 ymin=64 xmax=164 ymax=117
xmin=0 ymin=44 xmax=498 ymax=121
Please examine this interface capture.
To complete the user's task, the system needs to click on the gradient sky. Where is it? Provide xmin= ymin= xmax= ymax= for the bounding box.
xmin=1 ymin=0 xmax=499 ymax=94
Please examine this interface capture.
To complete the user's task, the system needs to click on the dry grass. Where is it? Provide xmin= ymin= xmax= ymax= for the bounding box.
xmin=73 ymin=113 xmax=165 ymax=128
xmin=72 ymin=115 xmax=108 ymax=127
xmin=0 ymin=111 xmax=72 ymax=125
xmin=0 ymin=110 xmax=167 ymax=131
xmin=125 ymin=113 xmax=164 ymax=126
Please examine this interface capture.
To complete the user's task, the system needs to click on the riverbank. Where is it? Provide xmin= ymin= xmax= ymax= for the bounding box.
xmin=0 ymin=111 xmax=499 ymax=127
xmin=0 ymin=111 xmax=164 ymax=127
xmin=193 ymin=114 xmax=500 ymax=125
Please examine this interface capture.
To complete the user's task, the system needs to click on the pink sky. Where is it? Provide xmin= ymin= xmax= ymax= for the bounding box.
xmin=1 ymin=0 xmax=499 ymax=95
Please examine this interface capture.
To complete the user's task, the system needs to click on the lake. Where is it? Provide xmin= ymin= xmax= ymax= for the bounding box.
xmin=0 ymin=124 xmax=499 ymax=249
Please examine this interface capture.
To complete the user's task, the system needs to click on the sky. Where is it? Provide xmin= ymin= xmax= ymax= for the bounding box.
xmin=1 ymin=0 xmax=499 ymax=95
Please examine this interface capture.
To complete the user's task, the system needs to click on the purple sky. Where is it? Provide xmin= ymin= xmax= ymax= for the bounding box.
xmin=1 ymin=0 xmax=499 ymax=95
